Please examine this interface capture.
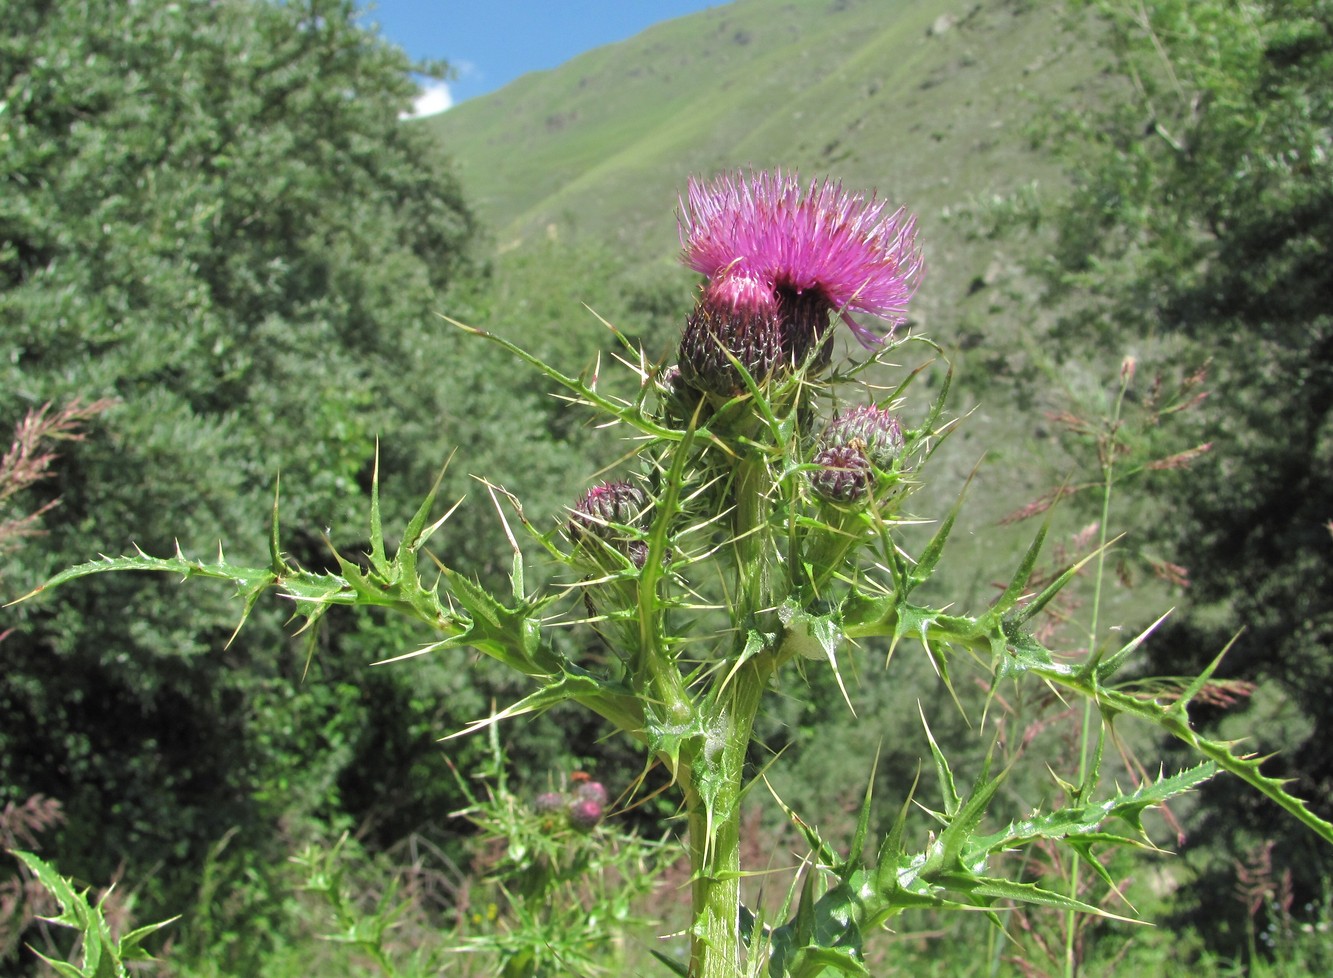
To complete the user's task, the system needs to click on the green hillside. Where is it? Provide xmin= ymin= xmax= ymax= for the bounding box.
xmin=425 ymin=0 xmax=1087 ymax=311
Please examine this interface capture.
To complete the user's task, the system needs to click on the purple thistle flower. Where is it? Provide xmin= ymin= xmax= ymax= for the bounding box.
xmin=676 ymin=170 xmax=922 ymax=393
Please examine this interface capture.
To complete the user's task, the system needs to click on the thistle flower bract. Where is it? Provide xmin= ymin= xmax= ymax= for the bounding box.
xmin=809 ymin=445 xmax=874 ymax=504
xmin=677 ymin=170 xmax=922 ymax=394
xmin=820 ymin=405 xmax=905 ymax=470
xmin=657 ymin=363 xmax=705 ymax=423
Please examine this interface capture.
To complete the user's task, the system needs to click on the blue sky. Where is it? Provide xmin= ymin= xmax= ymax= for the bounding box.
xmin=364 ymin=1 xmax=731 ymax=115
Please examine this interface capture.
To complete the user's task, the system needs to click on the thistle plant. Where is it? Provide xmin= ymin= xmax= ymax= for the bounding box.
xmin=17 ymin=169 xmax=1333 ymax=977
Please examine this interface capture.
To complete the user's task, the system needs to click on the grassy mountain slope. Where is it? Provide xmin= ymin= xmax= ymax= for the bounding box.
xmin=425 ymin=0 xmax=1087 ymax=304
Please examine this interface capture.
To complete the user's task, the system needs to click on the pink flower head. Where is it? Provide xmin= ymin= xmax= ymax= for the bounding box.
xmin=679 ymin=170 xmax=923 ymax=348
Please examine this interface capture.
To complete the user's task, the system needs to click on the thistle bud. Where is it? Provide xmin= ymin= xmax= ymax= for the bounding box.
xmin=625 ymin=541 xmax=650 ymax=568
xmin=568 ymin=798 xmax=603 ymax=830
xmin=678 ymin=277 xmax=786 ymax=396
xmin=569 ymin=480 xmax=649 ymax=543
xmin=574 ymin=780 xmax=608 ymax=807
xmin=809 ymin=445 xmax=873 ymax=504
xmin=657 ymin=363 xmax=705 ymax=422
xmin=820 ymin=405 xmax=904 ymax=470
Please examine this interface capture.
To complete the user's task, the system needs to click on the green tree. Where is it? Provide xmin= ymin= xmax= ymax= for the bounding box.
xmin=1041 ymin=0 xmax=1333 ymax=948
xmin=0 ymin=0 xmax=501 ymax=937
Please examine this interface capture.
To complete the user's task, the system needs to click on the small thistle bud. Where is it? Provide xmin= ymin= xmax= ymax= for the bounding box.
xmin=575 ymin=780 xmax=608 ymax=807
xmin=820 ymin=405 xmax=904 ymax=470
xmin=569 ymin=480 xmax=648 ymax=542
xmin=568 ymin=798 xmax=603 ymax=830
xmin=809 ymin=445 xmax=873 ymax=504
xmin=625 ymin=541 xmax=650 ymax=568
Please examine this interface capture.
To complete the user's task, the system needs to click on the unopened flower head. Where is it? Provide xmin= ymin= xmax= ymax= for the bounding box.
xmin=809 ymin=445 xmax=874 ymax=504
xmin=534 ymin=791 xmax=565 ymax=814
xmin=569 ymin=480 xmax=649 ymax=542
xmin=820 ymin=405 xmax=905 ymax=470
xmin=657 ymin=363 xmax=705 ymax=422
xmin=575 ymin=779 xmax=608 ymax=807
xmin=677 ymin=170 xmax=922 ymax=394
xmin=568 ymin=798 xmax=604 ymax=830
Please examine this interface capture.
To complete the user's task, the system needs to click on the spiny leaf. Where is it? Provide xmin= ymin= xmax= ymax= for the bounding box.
xmin=11 ymin=550 xmax=278 ymax=607
xmin=445 ymin=317 xmax=682 ymax=441
xmin=1005 ymin=539 xmax=1114 ymax=630
xmin=991 ymin=515 xmax=1053 ymax=617
xmin=788 ymin=944 xmax=872 ymax=978
xmin=998 ymin=644 xmax=1333 ymax=846
xmin=969 ymin=762 xmax=1217 ymax=857
xmin=948 ymin=874 xmax=1139 ymax=921
xmin=1086 ymin=608 xmax=1173 ymax=682
xmin=919 ymin=706 xmax=961 ymax=817
xmin=845 ymin=749 xmax=879 ymax=874
xmin=367 ymin=446 xmax=388 ymax=575
xmin=763 ymin=775 xmax=840 ymax=868
xmin=909 ymin=470 xmax=971 ymax=590
xmin=933 ymin=750 xmax=1006 ymax=874
xmin=440 ymin=671 xmax=623 ymax=741
xmin=11 ymin=851 xmax=176 ymax=978
xmin=874 ymin=767 xmax=920 ymax=898
xmin=1170 ymin=638 xmax=1236 ymax=716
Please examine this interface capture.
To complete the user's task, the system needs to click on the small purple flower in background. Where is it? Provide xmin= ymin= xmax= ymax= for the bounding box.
xmin=677 ymin=170 xmax=923 ymax=395
xmin=568 ymin=798 xmax=604 ymax=830
xmin=574 ymin=779 xmax=608 ymax=807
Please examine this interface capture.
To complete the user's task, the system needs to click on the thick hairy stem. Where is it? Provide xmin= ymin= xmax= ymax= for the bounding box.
xmin=685 ymin=445 xmax=778 ymax=976
xmin=685 ymin=667 xmax=767 ymax=978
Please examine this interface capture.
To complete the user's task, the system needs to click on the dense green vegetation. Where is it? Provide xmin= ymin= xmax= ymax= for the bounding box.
xmin=3 ymin=0 xmax=1331 ymax=974
xmin=1033 ymin=0 xmax=1333 ymax=952
xmin=0 ymin=0 xmax=620 ymax=968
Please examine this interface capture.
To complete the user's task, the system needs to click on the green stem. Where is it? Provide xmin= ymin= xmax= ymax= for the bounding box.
xmin=1064 ymin=371 xmax=1130 ymax=978
xmin=733 ymin=454 xmax=772 ymax=615
xmin=685 ymin=445 xmax=778 ymax=976
xmin=685 ymin=665 xmax=768 ymax=978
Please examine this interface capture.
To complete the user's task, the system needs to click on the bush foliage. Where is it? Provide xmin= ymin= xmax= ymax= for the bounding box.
xmin=0 ymin=0 xmax=496 ymax=925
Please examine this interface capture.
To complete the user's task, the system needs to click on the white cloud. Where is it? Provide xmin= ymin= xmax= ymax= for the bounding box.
xmin=401 ymin=81 xmax=453 ymax=120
